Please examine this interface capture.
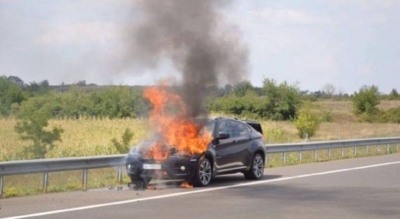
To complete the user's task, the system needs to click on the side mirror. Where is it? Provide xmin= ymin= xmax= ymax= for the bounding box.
xmin=217 ymin=132 xmax=230 ymax=140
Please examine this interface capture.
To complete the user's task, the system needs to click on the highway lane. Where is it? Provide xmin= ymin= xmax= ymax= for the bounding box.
xmin=1 ymin=154 xmax=399 ymax=219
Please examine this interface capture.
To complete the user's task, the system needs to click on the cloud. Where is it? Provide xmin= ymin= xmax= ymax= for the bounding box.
xmin=36 ymin=22 xmax=124 ymax=46
xmin=333 ymin=0 xmax=399 ymax=9
xmin=250 ymin=8 xmax=333 ymax=26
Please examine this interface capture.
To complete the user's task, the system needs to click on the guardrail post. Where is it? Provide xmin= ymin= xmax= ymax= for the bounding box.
xmin=366 ymin=145 xmax=369 ymax=155
xmin=341 ymin=147 xmax=344 ymax=158
xmin=397 ymin=143 xmax=399 ymax=151
xmin=82 ymin=169 xmax=88 ymax=190
xmin=282 ymin=152 xmax=286 ymax=165
xmin=353 ymin=146 xmax=357 ymax=157
xmin=117 ymin=166 xmax=122 ymax=183
xmin=0 ymin=175 xmax=3 ymax=198
xmin=328 ymin=149 xmax=331 ymax=159
xmin=386 ymin=144 xmax=390 ymax=154
xmin=314 ymin=150 xmax=318 ymax=161
xmin=299 ymin=151 xmax=302 ymax=163
xmin=42 ymin=172 xmax=48 ymax=193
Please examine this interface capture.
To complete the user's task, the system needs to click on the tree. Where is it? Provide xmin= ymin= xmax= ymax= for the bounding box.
xmin=0 ymin=76 xmax=26 ymax=116
xmin=14 ymin=112 xmax=63 ymax=159
xmin=76 ymin=80 xmax=86 ymax=86
xmin=25 ymin=80 xmax=51 ymax=95
xmin=262 ymin=79 xmax=302 ymax=120
xmin=111 ymin=128 xmax=134 ymax=154
xmin=233 ymin=81 xmax=254 ymax=97
xmin=322 ymin=83 xmax=336 ymax=98
xmin=88 ymin=86 xmax=138 ymax=118
xmin=351 ymin=85 xmax=380 ymax=115
xmin=389 ymin=88 xmax=399 ymax=100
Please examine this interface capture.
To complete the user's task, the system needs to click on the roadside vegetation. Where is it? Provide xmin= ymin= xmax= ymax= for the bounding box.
xmin=1 ymin=75 xmax=400 ymax=161
xmin=2 ymin=75 xmax=400 ymax=197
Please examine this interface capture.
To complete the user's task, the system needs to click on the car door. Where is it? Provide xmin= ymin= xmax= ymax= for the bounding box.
xmin=214 ymin=120 xmax=251 ymax=170
xmin=228 ymin=121 xmax=253 ymax=167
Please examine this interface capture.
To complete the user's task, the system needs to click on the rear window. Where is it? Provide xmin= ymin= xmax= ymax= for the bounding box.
xmin=244 ymin=121 xmax=263 ymax=134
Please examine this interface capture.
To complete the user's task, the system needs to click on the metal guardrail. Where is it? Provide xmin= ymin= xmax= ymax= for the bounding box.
xmin=1 ymin=137 xmax=400 ymax=197
xmin=0 ymin=155 xmax=126 ymax=197
xmin=265 ymin=137 xmax=400 ymax=165
xmin=0 ymin=155 xmax=125 ymax=175
xmin=265 ymin=137 xmax=400 ymax=153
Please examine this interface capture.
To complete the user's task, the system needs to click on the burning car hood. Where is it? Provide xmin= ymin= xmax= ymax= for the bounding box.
xmin=126 ymin=140 xmax=205 ymax=162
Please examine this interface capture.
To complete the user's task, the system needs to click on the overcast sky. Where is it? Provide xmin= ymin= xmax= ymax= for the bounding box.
xmin=1 ymin=0 xmax=399 ymax=93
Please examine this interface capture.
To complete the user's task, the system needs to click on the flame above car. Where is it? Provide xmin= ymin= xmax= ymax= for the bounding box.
xmin=142 ymin=84 xmax=212 ymax=161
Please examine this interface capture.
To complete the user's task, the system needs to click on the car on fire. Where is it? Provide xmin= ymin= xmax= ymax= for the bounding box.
xmin=125 ymin=117 xmax=266 ymax=189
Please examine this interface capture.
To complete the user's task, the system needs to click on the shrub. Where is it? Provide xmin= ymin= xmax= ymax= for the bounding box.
xmin=263 ymin=125 xmax=288 ymax=143
xmin=4 ymin=187 xmax=19 ymax=197
xmin=262 ymin=79 xmax=302 ymax=120
xmin=351 ymin=85 xmax=380 ymax=115
xmin=293 ymin=110 xmax=320 ymax=139
xmin=384 ymin=107 xmax=400 ymax=123
xmin=206 ymin=79 xmax=302 ymax=121
xmin=321 ymin=109 xmax=333 ymax=122
xmin=14 ymin=112 xmax=63 ymax=159
xmin=111 ymin=128 xmax=134 ymax=154
xmin=378 ymin=107 xmax=400 ymax=123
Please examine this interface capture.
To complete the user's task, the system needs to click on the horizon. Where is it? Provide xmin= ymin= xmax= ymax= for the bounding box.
xmin=4 ymin=74 xmax=398 ymax=95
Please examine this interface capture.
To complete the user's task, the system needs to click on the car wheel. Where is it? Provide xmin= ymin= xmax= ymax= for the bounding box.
xmin=244 ymin=153 xmax=264 ymax=180
xmin=192 ymin=157 xmax=212 ymax=187
xmin=129 ymin=175 xmax=151 ymax=190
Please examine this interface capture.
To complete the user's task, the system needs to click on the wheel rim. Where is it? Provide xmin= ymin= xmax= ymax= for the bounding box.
xmin=199 ymin=159 xmax=212 ymax=185
xmin=253 ymin=155 xmax=264 ymax=178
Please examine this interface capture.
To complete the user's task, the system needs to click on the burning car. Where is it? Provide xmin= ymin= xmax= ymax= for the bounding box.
xmin=125 ymin=116 xmax=266 ymax=189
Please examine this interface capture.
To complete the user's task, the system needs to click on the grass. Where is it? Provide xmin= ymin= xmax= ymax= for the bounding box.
xmin=2 ymin=168 xmax=131 ymax=198
xmin=312 ymin=100 xmax=356 ymax=122
xmin=260 ymin=121 xmax=400 ymax=144
xmin=0 ymin=117 xmax=149 ymax=161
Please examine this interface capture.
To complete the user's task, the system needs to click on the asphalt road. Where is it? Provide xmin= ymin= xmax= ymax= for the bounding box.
xmin=1 ymin=154 xmax=399 ymax=219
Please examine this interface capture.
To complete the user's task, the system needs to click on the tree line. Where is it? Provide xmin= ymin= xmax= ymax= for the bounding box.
xmin=1 ymin=76 xmax=148 ymax=119
xmin=2 ymin=75 xmax=400 ymax=121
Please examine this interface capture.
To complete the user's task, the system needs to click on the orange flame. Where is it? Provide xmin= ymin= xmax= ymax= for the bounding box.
xmin=143 ymin=84 xmax=211 ymax=160
xmin=180 ymin=181 xmax=193 ymax=188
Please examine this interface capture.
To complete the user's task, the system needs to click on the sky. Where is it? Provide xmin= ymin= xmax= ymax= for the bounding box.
xmin=0 ymin=0 xmax=399 ymax=94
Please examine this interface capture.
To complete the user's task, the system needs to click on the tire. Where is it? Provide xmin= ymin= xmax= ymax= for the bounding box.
xmin=129 ymin=175 xmax=151 ymax=190
xmin=244 ymin=153 xmax=264 ymax=180
xmin=192 ymin=157 xmax=213 ymax=187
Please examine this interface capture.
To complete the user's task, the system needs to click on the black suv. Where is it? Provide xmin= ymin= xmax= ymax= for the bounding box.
xmin=125 ymin=117 xmax=265 ymax=188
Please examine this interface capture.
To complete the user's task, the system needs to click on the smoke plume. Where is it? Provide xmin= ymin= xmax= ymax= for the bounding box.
xmin=129 ymin=0 xmax=248 ymax=117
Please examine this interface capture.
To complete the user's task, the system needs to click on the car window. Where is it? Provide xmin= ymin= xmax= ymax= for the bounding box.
xmin=246 ymin=126 xmax=252 ymax=134
xmin=203 ymin=119 xmax=216 ymax=134
xmin=217 ymin=121 xmax=230 ymax=134
xmin=230 ymin=121 xmax=250 ymax=137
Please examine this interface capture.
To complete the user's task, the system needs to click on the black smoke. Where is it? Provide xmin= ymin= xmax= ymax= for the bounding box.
xmin=128 ymin=0 xmax=248 ymax=117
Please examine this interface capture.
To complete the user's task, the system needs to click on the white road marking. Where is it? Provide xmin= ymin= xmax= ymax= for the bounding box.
xmin=3 ymin=160 xmax=400 ymax=219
